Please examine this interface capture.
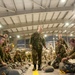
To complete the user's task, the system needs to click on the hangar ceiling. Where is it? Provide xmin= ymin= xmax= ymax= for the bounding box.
xmin=0 ymin=0 xmax=75 ymax=38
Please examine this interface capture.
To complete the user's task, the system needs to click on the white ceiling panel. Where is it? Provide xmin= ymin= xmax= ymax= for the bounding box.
xmin=46 ymin=31 xmax=49 ymax=33
xmin=0 ymin=7 xmax=7 ymax=12
xmin=68 ymin=24 xmax=74 ymax=28
xmin=4 ymin=17 xmax=13 ymax=24
xmin=23 ymin=27 xmax=27 ymax=30
xmin=52 ymin=12 xmax=60 ymax=20
xmin=64 ymin=11 xmax=73 ymax=19
xmin=0 ymin=0 xmax=7 ymax=12
xmin=49 ymin=24 xmax=53 ymax=28
xmin=59 ymin=31 xmax=62 ymax=33
xmin=44 ymin=24 xmax=48 ymax=28
xmin=11 ymin=16 xmax=20 ymax=24
xmin=26 ymin=14 xmax=32 ymax=22
xmin=0 ymin=18 xmax=7 ymax=25
xmin=7 ymin=29 xmax=12 ymax=32
xmin=70 ymin=15 xmax=75 ymax=20
xmin=19 ymin=15 xmax=25 ymax=23
xmin=28 ymin=26 xmax=32 ymax=30
xmin=0 ymin=0 xmax=4 ymax=6
xmin=33 ymin=25 xmax=37 ymax=29
xmin=25 ymin=34 xmax=28 ymax=36
xmin=33 ymin=13 xmax=39 ymax=21
xmin=17 ymin=28 xmax=22 ymax=31
xmin=50 ymin=31 xmax=53 ymax=33
xmin=58 ymin=11 xmax=67 ymax=19
xmin=29 ymin=33 xmax=32 ymax=35
xmin=14 ymin=0 xmax=23 ymax=10
xmin=55 ymin=30 xmax=58 ymax=33
xmin=25 ymin=0 xmax=32 ymax=10
xmin=46 ymin=12 xmax=54 ymax=20
xmin=53 ymin=23 xmax=58 ymax=27
xmin=50 ymin=0 xmax=59 ymax=8
xmin=3 ymin=0 xmax=15 ymax=10
xmin=65 ymin=0 xmax=74 ymax=6
xmin=59 ymin=23 xmax=64 ymax=27
xmin=12 ymin=28 xmax=17 ymax=32
xmin=42 ymin=0 xmax=50 ymax=8
xmin=34 ymin=0 xmax=41 ymax=9
xmin=58 ymin=0 xmax=66 ymax=7
xmin=39 ymin=13 xmax=46 ymax=21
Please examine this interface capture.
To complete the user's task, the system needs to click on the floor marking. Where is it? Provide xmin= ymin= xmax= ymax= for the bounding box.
xmin=33 ymin=70 xmax=39 ymax=75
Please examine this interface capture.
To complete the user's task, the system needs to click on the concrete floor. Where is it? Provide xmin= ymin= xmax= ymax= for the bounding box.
xmin=22 ymin=65 xmax=75 ymax=75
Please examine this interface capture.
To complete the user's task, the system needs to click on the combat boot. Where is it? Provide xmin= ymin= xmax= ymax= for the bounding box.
xmin=38 ymin=64 xmax=42 ymax=71
xmin=32 ymin=64 xmax=36 ymax=71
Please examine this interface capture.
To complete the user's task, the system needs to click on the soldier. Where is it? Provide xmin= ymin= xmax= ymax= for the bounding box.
xmin=0 ymin=35 xmax=7 ymax=65
xmin=30 ymin=26 xmax=47 ymax=71
xmin=58 ymin=34 xmax=68 ymax=50
xmin=59 ymin=38 xmax=75 ymax=73
xmin=52 ymin=40 xmax=67 ymax=68
xmin=4 ymin=46 xmax=12 ymax=63
xmin=0 ymin=35 xmax=21 ymax=75
xmin=14 ymin=51 xmax=22 ymax=63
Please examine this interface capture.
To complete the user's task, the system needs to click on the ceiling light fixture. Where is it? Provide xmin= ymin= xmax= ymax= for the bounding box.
xmin=9 ymin=36 xmax=12 ymax=38
xmin=17 ymin=35 xmax=20 ymax=38
xmin=44 ymin=34 xmax=47 ymax=37
xmin=0 ymin=24 xmax=2 ymax=28
xmin=70 ymin=34 xmax=73 ymax=36
xmin=65 ymin=22 xmax=69 ymax=26
xmin=60 ymin=0 xmax=66 ymax=3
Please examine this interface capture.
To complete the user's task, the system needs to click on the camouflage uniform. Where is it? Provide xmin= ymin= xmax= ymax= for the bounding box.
xmin=58 ymin=38 xmax=68 ymax=49
xmin=55 ymin=44 xmax=67 ymax=62
xmin=4 ymin=52 xmax=11 ymax=63
xmin=30 ymin=32 xmax=46 ymax=69
xmin=0 ymin=46 xmax=4 ymax=63
xmin=14 ymin=52 xmax=22 ymax=62
xmin=68 ymin=47 xmax=75 ymax=58
xmin=59 ymin=47 xmax=75 ymax=72
xmin=52 ymin=44 xmax=67 ymax=68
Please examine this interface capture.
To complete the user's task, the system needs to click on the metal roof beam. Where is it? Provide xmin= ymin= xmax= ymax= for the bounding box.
xmin=3 ymin=19 xmax=74 ymax=30
xmin=9 ymin=27 xmax=75 ymax=35
xmin=0 ymin=5 xmax=15 ymax=13
xmin=0 ymin=6 xmax=73 ymax=18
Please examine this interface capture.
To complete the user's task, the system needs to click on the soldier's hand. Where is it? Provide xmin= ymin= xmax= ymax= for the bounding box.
xmin=61 ymin=57 xmax=68 ymax=62
xmin=29 ymin=44 xmax=32 ymax=48
xmin=2 ymin=62 xmax=7 ymax=66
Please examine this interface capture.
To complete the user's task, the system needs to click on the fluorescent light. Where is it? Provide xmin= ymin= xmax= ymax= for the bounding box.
xmin=9 ymin=36 xmax=12 ymax=38
xmin=65 ymin=22 xmax=69 ymax=26
xmin=44 ymin=34 xmax=47 ymax=37
xmin=56 ymin=34 xmax=58 ymax=36
xmin=60 ymin=0 xmax=66 ymax=3
xmin=0 ymin=24 xmax=2 ymax=28
xmin=70 ymin=34 xmax=73 ymax=36
xmin=53 ymin=38 xmax=55 ymax=40
xmin=64 ymin=30 xmax=67 ymax=32
xmin=71 ymin=24 xmax=74 ymax=26
xmin=17 ymin=35 xmax=20 ymax=38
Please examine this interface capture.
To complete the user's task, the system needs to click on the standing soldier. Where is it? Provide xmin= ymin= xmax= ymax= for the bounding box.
xmin=30 ymin=26 xmax=47 ymax=71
